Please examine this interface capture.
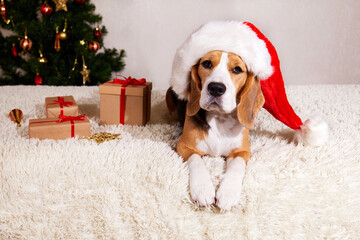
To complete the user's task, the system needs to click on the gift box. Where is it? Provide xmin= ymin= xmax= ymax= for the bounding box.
xmin=99 ymin=76 xmax=152 ymax=125
xmin=45 ymin=96 xmax=79 ymax=118
xmin=29 ymin=115 xmax=91 ymax=140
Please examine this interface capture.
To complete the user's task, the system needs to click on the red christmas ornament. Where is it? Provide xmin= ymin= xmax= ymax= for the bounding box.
xmin=9 ymin=109 xmax=23 ymax=127
xmin=93 ymin=27 xmax=102 ymax=39
xmin=88 ymin=41 xmax=100 ymax=52
xmin=40 ymin=1 xmax=53 ymax=16
xmin=11 ymin=43 xmax=17 ymax=57
xmin=0 ymin=0 xmax=7 ymax=19
xmin=54 ymin=27 xmax=61 ymax=52
xmin=75 ymin=0 xmax=85 ymax=4
xmin=20 ymin=34 xmax=33 ymax=52
xmin=0 ymin=0 xmax=10 ymax=24
xmin=35 ymin=73 xmax=43 ymax=85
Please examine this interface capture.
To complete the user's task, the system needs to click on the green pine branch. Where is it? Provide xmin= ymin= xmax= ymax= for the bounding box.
xmin=0 ymin=0 xmax=125 ymax=86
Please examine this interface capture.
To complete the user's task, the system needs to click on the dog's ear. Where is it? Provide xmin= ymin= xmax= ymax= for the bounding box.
xmin=186 ymin=64 xmax=201 ymax=116
xmin=237 ymin=73 xmax=265 ymax=129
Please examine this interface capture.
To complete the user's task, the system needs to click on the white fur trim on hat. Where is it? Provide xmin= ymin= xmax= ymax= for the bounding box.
xmin=295 ymin=116 xmax=330 ymax=146
xmin=170 ymin=20 xmax=274 ymax=100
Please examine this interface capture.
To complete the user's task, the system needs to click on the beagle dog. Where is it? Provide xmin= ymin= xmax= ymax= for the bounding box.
xmin=166 ymin=50 xmax=264 ymax=212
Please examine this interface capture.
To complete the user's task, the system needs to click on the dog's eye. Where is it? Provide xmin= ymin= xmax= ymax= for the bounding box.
xmin=232 ymin=66 xmax=243 ymax=74
xmin=201 ymin=60 xmax=212 ymax=69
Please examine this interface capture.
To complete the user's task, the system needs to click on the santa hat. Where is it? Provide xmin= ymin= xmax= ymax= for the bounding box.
xmin=170 ymin=20 xmax=329 ymax=146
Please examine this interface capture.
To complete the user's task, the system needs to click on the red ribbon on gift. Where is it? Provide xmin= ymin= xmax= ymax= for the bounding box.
xmin=57 ymin=114 xmax=86 ymax=137
xmin=46 ymin=97 xmax=75 ymax=116
xmin=111 ymin=75 xmax=147 ymax=124
xmin=29 ymin=114 xmax=86 ymax=138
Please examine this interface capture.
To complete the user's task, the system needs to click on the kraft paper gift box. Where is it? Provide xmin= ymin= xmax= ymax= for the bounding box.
xmin=45 ymin=96 xmax=79 ymax=118
xmin=99 ymin=77 xmax=152 ymax=126
xmin=29 ymin=115 xmax=91 ymax=140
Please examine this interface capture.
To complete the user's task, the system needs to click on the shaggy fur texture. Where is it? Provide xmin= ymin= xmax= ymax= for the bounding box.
xmin=0 ymin=85 xmax=359 ymax=239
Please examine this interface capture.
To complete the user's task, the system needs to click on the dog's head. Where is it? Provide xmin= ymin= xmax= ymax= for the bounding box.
xmin=187 ymin=50 xmax=265 ymax=129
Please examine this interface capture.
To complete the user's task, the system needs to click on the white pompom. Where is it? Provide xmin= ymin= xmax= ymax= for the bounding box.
xmin=295 ymin=116 xmax=330 ymax=146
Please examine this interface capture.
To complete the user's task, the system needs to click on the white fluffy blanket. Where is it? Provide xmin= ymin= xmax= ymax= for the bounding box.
xmin=0 ymin=85 xmax=359 ymax=239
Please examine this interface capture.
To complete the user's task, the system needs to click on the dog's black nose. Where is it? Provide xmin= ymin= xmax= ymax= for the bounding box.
xmin=208 ymin=82 xmax=226 ymax=97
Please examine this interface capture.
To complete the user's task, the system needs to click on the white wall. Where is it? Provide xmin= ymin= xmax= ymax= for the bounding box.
xmin=94 ymin=0 xmax=360 ymax=89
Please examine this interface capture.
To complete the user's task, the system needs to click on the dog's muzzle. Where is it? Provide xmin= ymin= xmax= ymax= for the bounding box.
xmin=208 ymin=82 xmax=226 ymax=97
xmin=202 ymin=82 xmax=228 ymax=112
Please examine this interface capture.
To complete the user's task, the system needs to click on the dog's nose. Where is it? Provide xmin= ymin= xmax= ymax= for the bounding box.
xmin=208 ymin=82 xmax=226 ymax=97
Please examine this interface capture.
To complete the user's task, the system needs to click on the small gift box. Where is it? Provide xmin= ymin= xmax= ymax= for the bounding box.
xmin=45 ymin=96 xmax=79 ymax=118
xmin=99 ymin=76 xmax=152 ymax=126
xmin=29 ymin=114 xmax=91 ymax=140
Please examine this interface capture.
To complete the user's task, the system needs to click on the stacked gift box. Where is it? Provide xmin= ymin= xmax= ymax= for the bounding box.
xmin=45 ymin=96 xmax=79 ymax=118
xmin=29 ymin=96 xmax=91 ymax=140
xmin=28 ymin=76 xmax=152 ymax=140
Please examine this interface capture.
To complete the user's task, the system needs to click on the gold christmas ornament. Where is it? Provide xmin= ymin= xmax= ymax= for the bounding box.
xmin=68 ymin=57 xmax=78 ymax=79
xmin=83 ymin=132 xmax=120 ymax=144
xmin=9 ymin=109 xmax=23 ymax=127
xmin=59 ymin=31 xmax=67 ymax=40
xmin=80 ymin=67 xmax=90 ymax=85
xmin=71 ymin=57 xmax=78 ymax=71
xmin=38 ymin=50 xmax=47 ymax=63
xmin=80 ymin=55 xmax=90 ymax=85
xmin=20 ymin=30 xmax=33 ymax=53
xmin=52 ymin=0 xmax=68 ymax=12
xmin=88 ymin=40 xmax=100 ymax=52
xmin=59 ymin=18 xmax=68 ymax=40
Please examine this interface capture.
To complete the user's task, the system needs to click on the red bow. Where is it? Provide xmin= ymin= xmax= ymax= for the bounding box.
xmin=112 ymin=75 xmax=147 ymax=87
xmin=57 ymin=114 xmax=86 ymax=137
xmin=47 ymin=97 xmax=75 ymax=116
xmin=50 ymin=97 xmax=74 ymax=108
xmin=57 ymin=114 xmax=86 ymax=123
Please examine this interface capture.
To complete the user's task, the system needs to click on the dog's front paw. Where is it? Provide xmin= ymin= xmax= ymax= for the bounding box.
xmin=190 ymin=169 xmax=215 ymax=207
xmin=216 ymin=172 xmax=243 ymax=212
xmin=187 ymin=154 xmax=215 ymax=207
xmin=190 ymin=172 xmax=215 ymax=207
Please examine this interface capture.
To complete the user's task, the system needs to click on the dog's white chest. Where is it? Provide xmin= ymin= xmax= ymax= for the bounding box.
xmin=196 ymin=113 xmax=244 ymax=157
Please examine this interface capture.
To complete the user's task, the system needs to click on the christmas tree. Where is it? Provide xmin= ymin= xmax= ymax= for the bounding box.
xmin=0 ymin=0 xmax=125 ymax=86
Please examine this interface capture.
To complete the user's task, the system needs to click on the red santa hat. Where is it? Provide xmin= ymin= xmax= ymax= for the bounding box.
xmin=170 ymin=21 xmax=329 ymax=146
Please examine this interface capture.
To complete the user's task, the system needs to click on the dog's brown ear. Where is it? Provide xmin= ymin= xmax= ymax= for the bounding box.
xmin=237 ymin=73 xmax=265 ymax=129
xmin=166 ymin=87 xmax=178 ymax=120
xmin=186 ymin=64 xmax=201 ymax=116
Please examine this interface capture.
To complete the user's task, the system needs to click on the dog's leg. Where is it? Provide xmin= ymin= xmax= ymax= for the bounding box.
xmin=188 ymin=153 xmax=215 ymax=207
xmin=216 ymin=157 xmax=246 ymax=212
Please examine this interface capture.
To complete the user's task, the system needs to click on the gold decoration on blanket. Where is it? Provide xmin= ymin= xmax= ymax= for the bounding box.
xmin=83 ymin=132 xmax=120 ymax=144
